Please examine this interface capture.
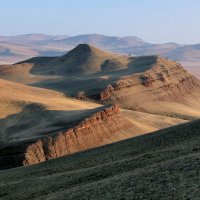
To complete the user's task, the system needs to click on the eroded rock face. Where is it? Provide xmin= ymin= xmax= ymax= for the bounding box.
xmin=140 ymin=75 xmax=154 ymax=87
xmin=99 ymin=85 xmax=115 ymax=100
xmin=84 ymin=61 xmax=200 ymax=104
xmin=23 ymin=105 xmax=132 ymax=166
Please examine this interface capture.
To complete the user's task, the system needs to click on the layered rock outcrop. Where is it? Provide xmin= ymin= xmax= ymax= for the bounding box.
xmin=23 ymin=105 xmax=132 ymax=166
xmin=85 ymin=59 xmax=200 ymax=104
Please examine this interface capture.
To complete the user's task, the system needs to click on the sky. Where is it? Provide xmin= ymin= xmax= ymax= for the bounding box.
xmin=0 ymin=0 xmax=200 ymax=44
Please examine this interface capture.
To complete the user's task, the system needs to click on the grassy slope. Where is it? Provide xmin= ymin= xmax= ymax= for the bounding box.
xmin=0 ymin=78 xmax=186 ymax=171
xmin=29 ymin=55 xmax=200 ymax=120
xmin=1 ymin=48 xmax=200 ymax=121
xmin=0 ymin=119 xmax=199 ymax=200
xmin=0 ymin=78 xmax=100 ymax=119
xmin=0 ymin=78 xmax=101 ymax=148
xmin=31 ymin=44 xmax=129 ymax=75
xmin=0 ymin=79 xmax=186 ymax=159
xmin=0 ymin=78 xmax=185 ymax=137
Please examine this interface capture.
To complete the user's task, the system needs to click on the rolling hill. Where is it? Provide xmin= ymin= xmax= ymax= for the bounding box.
xmin=0 ymin=44 xmax=199 ymax=170
xmin=0 ymin=41 xmax=200 ymax=200
xmin=0 ymin=78 xmax=185 ymax=170
xmin=0 ymin=78 xmax=100 ymax=119
xmin=0 ymin=34 xmax=199 ymax=77
xmin=7 ymin=44 xmax=200 ymax=120
xmin=54 ymin=34 xmax=145 ymax=49
xmin=0 ymin=118 xmax=199 ymax=199
xmin=30 ymin=44 xmax=129 ymax=75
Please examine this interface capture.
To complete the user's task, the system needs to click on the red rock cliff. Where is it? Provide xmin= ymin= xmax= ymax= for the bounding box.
xmin=23 ymin=105 xmax=132 ymax=166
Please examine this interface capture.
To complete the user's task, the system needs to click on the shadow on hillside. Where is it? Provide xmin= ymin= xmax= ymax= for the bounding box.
xmin=29 ymin=55 xmax=159 ymax=96
xmin=0 ymin=103 xmax=110 ymax=170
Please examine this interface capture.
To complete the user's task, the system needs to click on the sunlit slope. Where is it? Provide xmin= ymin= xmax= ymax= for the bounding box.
xmin=0 ymin=78 xmax=186 ymax=170
xmin=0 ymin=78 xmax=99 ymax=119
xmin=1 ymin=44 xmax=200 ymax=120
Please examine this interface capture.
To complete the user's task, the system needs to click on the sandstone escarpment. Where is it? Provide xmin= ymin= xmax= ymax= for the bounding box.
xmin=23 ymin=105 xmax=132 ymax=166
xmin=85 ymin=59 xmax=200 ymax=104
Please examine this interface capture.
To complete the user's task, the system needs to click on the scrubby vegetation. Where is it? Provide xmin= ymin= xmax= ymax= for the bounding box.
xmin=0 ymin=120 xmax=200 ymax=199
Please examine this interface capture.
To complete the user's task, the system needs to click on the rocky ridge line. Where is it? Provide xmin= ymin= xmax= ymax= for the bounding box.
xmin=23 ymin=105 xmax=132 ymax=166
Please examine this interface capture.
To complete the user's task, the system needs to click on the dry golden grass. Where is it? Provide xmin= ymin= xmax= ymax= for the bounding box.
xmin=1 ymin=46 xmax=200 ymax=121
xmin=0 ymin=78 xmax=186 ymax=157
xmin=0 ymin=78 xmax=100 ymax=119
xmin=35 ymin=44 xmax=130 ymax=75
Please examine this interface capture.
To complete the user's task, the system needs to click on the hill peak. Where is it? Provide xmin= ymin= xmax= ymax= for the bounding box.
xmin=59 ymin=43 xmax=113 ymax=63
xmin=68 ymin=43 xmax=95 ymax=54
xmin=44 ymin=44 xmax=120 ymax=75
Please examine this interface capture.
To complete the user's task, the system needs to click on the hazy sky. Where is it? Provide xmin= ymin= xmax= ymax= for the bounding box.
xmin=1 ymin=0 xmax=200 ymax=44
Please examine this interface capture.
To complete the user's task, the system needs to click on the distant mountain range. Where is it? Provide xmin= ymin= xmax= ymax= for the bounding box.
xmin=0 ymin=33 xmax=199 ymax=76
